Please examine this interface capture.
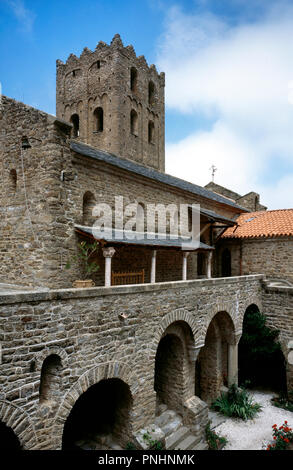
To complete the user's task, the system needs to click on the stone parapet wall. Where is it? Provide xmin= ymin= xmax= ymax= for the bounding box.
xmin=0 ymin=275 xmax=262 ymax=449
xmin=262 ymin=283 xmax=293 ymax=390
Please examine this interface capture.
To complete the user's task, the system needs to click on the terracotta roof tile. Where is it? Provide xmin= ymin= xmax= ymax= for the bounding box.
xmin=221 ymin=209 xmax=293 ymax=239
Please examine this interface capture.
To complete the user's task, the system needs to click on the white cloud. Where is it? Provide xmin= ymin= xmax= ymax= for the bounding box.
xmin=6 ymin=0 xmax=35 ymax=33
xmin=157 ymin=4 xmax=293 ymax=209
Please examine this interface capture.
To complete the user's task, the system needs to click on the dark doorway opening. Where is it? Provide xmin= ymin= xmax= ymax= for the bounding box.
xmin=221 ymin=248 xmax=231 ymax=277
xmin=238 ymin=304 xmax=287 ymax=393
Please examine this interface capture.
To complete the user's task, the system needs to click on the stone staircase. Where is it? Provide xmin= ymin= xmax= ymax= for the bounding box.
xmin=154 ymin=406 xmax=208 ymax=450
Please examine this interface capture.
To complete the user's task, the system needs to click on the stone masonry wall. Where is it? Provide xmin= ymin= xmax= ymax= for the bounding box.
xmin=262 ymin=284 xmax=293 ymax=391
xmin=0 ymin=96 xmax=241 ymax=290
xmin=0 ymin=275 xmax=262 ymax=449
xmin=216 ymin=237 xmax=293 ymax=284
xmin=0 ymin=96 xmax=71 ymax=288
xmin=241 ymin=238 xmax=293 ymax=284
xmin=57 ymin=150 xmax=241 ymax=289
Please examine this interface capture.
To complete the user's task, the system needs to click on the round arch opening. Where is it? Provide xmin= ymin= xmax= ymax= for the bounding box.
xmin=196 ymin=311 xmax=235 ymax=403
xmin=238 ymin=304 xmax=287 ymax=392
xmin=62 ymin=378 xmax=133 ymax=451
xmin=154 ymin=320 xmax=195 ymax=415
xmin=154 ymin=334 xmax=184 ymax=414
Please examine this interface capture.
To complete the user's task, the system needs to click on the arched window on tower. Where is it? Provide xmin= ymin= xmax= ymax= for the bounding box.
xmin=93 ymin=107 xmax=104 ymax=132
xmin=148 ymin=81 xmax=155 ymax=105
xmin=130 ymin=67 xmax=138 ymax=92
xmin=254 ymin=195 xmax=259 ymax=210
xmin=130 ymin=109 xmax=138 ymax=136
xmin=70 ymin=114 xmax=80 ymax=137
xmin=148 ymin=121 xmax=154 ymax=144
xmin=9 ymin=169 xmax=17 ymax=193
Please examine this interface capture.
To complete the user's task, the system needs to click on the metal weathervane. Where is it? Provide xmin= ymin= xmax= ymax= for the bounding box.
xmin=209 ymin=165 xmax=217 ymax=182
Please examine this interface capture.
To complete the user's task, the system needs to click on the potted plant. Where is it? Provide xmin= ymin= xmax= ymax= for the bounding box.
xmin=66 ymin=240 xmax=100 ymax=288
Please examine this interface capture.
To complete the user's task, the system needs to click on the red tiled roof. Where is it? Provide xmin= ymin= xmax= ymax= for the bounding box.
xmin=221 ymin=209 xmax=293 ymax=239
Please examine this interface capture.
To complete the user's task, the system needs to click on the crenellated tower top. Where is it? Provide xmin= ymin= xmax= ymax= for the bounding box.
xmin=56 ymin=34 xmax=165 ymax=171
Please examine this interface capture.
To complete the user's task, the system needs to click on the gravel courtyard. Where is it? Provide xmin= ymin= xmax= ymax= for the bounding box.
xmin=209 ymin=390 xmax=293 ymax=450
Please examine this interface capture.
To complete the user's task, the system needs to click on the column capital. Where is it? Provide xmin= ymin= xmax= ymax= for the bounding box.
xmin=102 ymin=247 xmax=116 ymax=258
xmin=188 ymin=345 xmax=203 ymax=363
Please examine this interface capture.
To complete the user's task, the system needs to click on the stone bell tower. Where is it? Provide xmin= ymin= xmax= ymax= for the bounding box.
xmin=56 ymin=34 xmax=165 ymax=172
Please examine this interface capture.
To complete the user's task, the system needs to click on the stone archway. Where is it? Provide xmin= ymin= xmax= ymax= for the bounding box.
xmin=62 ymin=378 xmax=133 ymax=450
xmin=154 ymin=320 xmax=197 ymax=416
xmin=0 ymin=401 xmax=37 ymax=450
xmin=199 ymin=301 xmax=239 ymax=347
xmin=155 ymin=333 xmax=184 ymax=414
xmin=149 ymin=309 xmax=200 ymax=361
xmin=196 ymin=311 xmax=236 ymax=403
xmin=52 ymin=361 xmax=138 ymax=450
xmin=153 ymin=316 xmax=209 ymax=443
xmin=238 ymin=303 xmax=287 ymax=392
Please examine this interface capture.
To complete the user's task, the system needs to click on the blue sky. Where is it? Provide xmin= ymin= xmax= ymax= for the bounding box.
xmin=1 ymin=0 xmax=293 ymax=209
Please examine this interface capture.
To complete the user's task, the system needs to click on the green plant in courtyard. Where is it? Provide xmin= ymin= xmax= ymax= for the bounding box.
xmin=211 ymin=384 xmax=262 ymax=421
xmin=239 ymin=307 xmax=285 ymax=390
xmin=271 ymin=390 xmax=293 ymax=413
xmin=65 ymin=240 xmax=100 ymax=280
xmin=205 ymin=422 xmax=228 ymax=450
xmin=125 ymin=432 xmax=164 ymax=450
xmin=143 ymin=432 xmax=163 ymax=450
xmin=125 ymin=442 xmax=137 ymax=450
xmin=266 ymin=421 xmax=293 ymax=450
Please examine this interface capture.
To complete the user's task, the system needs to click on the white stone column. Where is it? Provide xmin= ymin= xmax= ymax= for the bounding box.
xmin=182 ymin=252 xmax=190 ymax=281
xmin=206 ymin=251 xmax=213 ymax=279
xmin=228 ymin=343 xmax=238 ymax=386
xmin=151 ymin=250 xmax=156 ymax=283
xmin=103 ymin=247 xmax=116 ymax=287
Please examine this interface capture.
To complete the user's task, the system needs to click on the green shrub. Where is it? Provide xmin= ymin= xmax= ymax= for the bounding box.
xmin=125 ymin=442 xmax=137 ymax=450
xmin=238 ymin=306 xmax=285 ymax=390
xmin=205 ymin=422 xmax=227 ymax=450
xmin=125 ymin=433 xmax=164 ymax=450
xmin=143 ymin=432 xmax=163 ymax=450
xmin=211 ymin=384 xmax=262 ymax=420
xmin=65 ymin=240 xmax=99 ymax=280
